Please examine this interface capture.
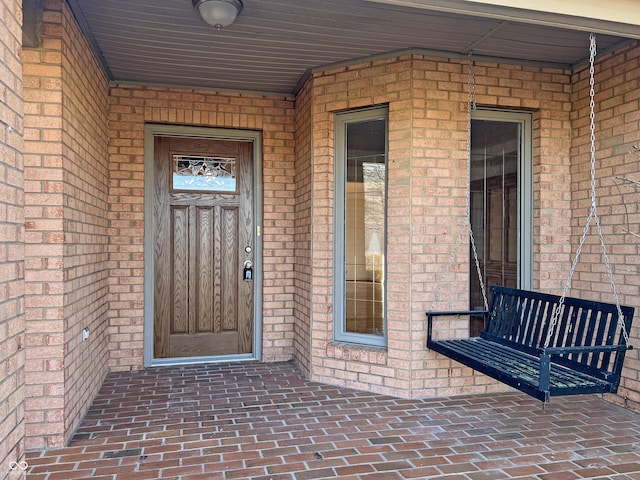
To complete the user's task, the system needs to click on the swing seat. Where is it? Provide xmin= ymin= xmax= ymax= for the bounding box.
xmin=427 ymin=285 xmax=634 ymax=402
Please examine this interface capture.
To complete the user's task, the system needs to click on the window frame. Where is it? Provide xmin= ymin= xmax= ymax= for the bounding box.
xmin=470 ymin=109 xmax=533 ymax=296
xmin=333 ymin=106 xmax=389 ymax=347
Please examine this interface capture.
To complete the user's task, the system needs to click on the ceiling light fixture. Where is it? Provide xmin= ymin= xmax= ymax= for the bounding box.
xmin=193 ymin=0 xmax=243 ymax=30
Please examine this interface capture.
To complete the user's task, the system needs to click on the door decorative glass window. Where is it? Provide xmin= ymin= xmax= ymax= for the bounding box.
xmin=173 ymin=155 xmax=237 ymax=192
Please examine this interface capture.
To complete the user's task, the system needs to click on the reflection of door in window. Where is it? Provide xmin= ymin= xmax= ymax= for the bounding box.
xmin=469 ymin=113 xmax=531 ymax=336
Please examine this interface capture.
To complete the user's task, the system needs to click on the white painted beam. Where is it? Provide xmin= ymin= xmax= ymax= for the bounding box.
xmin=366 ymin=0 xmax=640 ymax=39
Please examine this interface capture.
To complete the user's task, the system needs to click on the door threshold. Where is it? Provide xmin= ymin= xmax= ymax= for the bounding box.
xmin=150 ymin=354 xmax=257 ymax=367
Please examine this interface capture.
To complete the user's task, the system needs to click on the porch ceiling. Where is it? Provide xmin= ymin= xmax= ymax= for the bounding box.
xmin=69 ymin=0 xmax=636 ymax=95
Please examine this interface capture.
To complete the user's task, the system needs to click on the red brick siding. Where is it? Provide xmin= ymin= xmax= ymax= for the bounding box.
xmin=59 ymin=0 xmax=110 ymax=445
xmin=23 ymin=1 xmax=65 ymax=450
xmin=107 ymin=86 xmax=296 ymax=369
xmin=308 ymin=56 xmax=418 ymax=397
xmin=0 ymin=0 xmax=25 ymax=474
xmin=12 ymin=15 xmax=640 ymax=466
xmin=306 ymin=54 xmax=575 ymax=399
xmin=23 ymin=0 xmax=109 ymax=449
xmin=293 ymin=79 xmax=312 ymax=375
xmin=569 ymin=40 xmax=640 ymax=409
xmin=412 ymin=57 xmax=574 ymax=398
xmin=101 ymin=44 xmax=639 ymax=406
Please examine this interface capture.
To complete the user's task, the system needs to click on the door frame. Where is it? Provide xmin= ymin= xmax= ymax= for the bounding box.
xmin=143 ymin=124 xmax=263 ymax=367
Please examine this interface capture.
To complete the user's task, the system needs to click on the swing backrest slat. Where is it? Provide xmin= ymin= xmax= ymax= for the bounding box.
xmin=481 ymin=286 xmax=634 ymax=382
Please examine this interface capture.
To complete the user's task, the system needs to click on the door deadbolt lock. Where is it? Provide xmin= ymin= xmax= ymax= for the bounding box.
xmin=243 ymin=260 xmax=253 ymax=281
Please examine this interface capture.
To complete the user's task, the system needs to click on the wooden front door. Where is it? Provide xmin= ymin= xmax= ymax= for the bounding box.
xmin=153 ymin=136 xmax=254 ymax=358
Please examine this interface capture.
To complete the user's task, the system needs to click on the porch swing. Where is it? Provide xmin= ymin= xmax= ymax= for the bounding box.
xmin=426 ymin=33 xmax=635 ymax=403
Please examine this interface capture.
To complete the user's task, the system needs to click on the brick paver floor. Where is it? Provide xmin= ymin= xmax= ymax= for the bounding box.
xmin=25 ymin=361 xmax=640 ymax=479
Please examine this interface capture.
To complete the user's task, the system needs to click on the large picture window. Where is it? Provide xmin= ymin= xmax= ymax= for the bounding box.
xmin=334 ymin=107 xmax=388 ymax=346
xmin=469 ymin=110 xmax=532 ymax=336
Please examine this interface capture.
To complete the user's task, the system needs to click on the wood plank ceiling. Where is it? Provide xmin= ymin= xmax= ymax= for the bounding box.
xmin=69 ymin=0 xmax=632 ymax=95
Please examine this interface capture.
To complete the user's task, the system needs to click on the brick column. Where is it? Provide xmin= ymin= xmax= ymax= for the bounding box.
xmin=23 ymin=0 xmax=110 ymax=449
xmin=0 ymin=0 xmax=26 ymax=473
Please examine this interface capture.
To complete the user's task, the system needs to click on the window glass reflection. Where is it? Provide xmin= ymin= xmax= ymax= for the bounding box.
xmin=345 ymin=119 xmax=386 ymax=336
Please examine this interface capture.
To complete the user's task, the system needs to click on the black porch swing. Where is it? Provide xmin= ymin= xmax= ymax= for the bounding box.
xmin=426 ymin=33 xmax=635 ymax=403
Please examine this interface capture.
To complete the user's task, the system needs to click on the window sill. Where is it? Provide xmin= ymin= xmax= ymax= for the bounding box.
xmin=326 ymin=341 xmax=387 ymax=365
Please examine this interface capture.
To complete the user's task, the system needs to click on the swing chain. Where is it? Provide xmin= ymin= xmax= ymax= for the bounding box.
xmin=466 ymin=53 xmax=488 ymax=310
xmin=588 ymin=35 xmax=628 ymax=346
xmin=466 ymin=52 xmax=476 ymax=227
xmin=543 ymin=33 xmax=630 ymax=349
xmin=589 ymin=34 xmax=597 ymax=211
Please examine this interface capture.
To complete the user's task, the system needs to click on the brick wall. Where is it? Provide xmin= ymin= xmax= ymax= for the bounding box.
xmin=23 ymin=0 xmax=109 ymax=449
xmin=412 ymin=56 xmax=574 ymax=398
xmin=107 ymin=85 xmax=296 ymax=369
xmin=10 ymin=9 xmax=640 ymax=463
xmin=293 ymin=79 xmax=313 ymax=375
xmin=23 ymin=0 xmax=65 ymax=449
xmin=0 ymin=0 xmax=25 ymax=475
xmin=59 ymin=0 xmax=110 ymax=443
xmin=101 ymin=40 xmax=639 ymax=407
xmin=308 ymin=55 xmax=419 ymax=397
xmin=569 ymin=40 xmax=640 ymax=409
xmin=306 ymin=54 xmax=575 ymax=399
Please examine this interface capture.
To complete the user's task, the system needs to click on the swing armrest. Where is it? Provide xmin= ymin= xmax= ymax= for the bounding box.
xmin=427 ymin=310 xmax=489 ymax=343
xmin=538 ymin=344 xmax=632 ymax=395
xmin=540 ymin=344 xmax=632 ymax=355
xmin=427 ymin=310 xmax=488 ymax=318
